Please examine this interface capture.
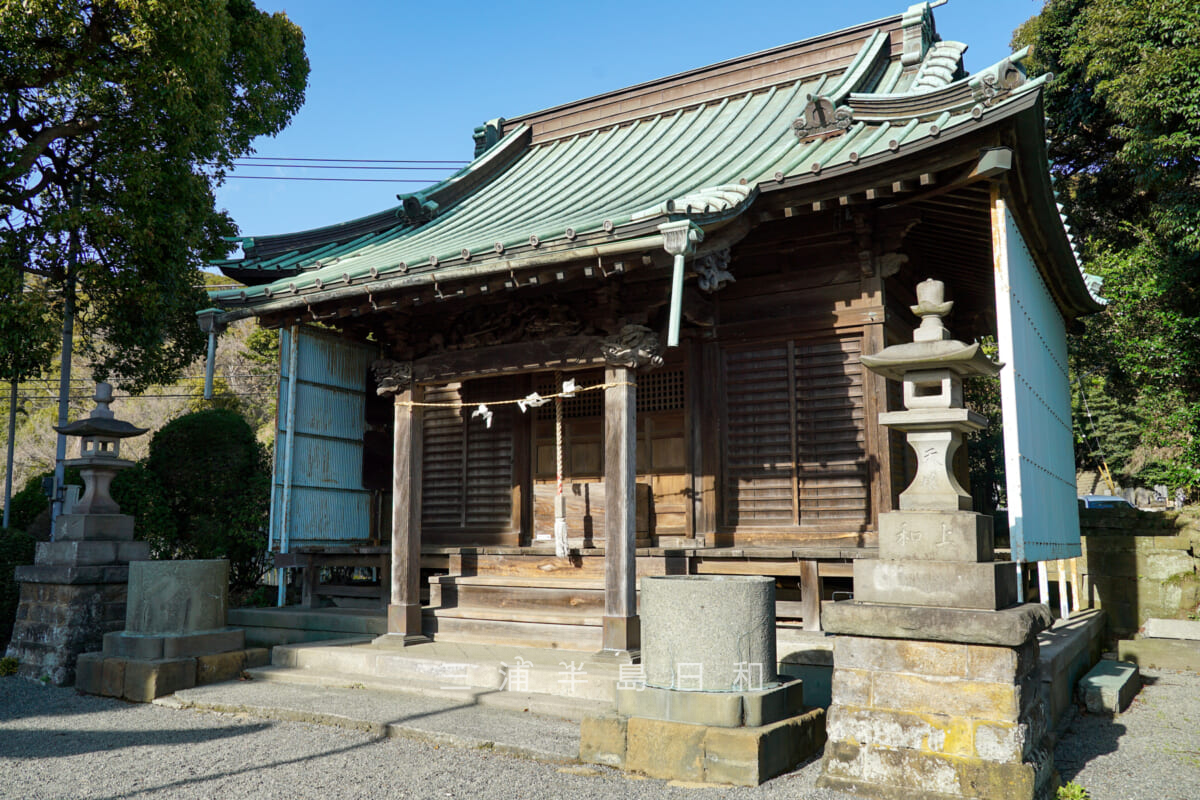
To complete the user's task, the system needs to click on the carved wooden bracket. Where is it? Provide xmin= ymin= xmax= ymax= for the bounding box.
xmin=600 ymin=324 xmax=664 ymax=369
xmin=372 ymin=359 xmax=413 ymax=396
xmin=695 ymin=248 xmax=735 ymax=293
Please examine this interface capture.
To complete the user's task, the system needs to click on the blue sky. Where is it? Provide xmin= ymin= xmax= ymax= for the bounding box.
xmin=214 ymin=0 xmax=1045 ymax=245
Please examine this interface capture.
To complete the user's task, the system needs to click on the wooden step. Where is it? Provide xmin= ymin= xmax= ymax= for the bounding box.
xmin=452 ymin=552 xmax=672 ymax=580
xmin=430 ymin=575 xmax=606 ymax=589
xmin=429 ymin=606 xmax=605 ymax=627
xmin=431 ymin=581 xmax=606 ymax=617
xmin=423 ymin=614 xmax=603 ymax=651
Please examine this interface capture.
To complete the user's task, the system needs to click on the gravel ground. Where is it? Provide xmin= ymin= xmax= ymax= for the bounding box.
xmin=2 ymin=668 xmax=1198 ymax=800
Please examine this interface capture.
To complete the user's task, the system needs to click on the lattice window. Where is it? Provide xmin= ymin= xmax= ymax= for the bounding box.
xmin=723 ymin=344 xmax=794 ymax=524
xmin=794 ymin=337 xmax=868 ymax=523
xmin=535 ymin=370 xmax=604 ymax=420
xmin=422 ymin=384 xmax=466 ymax=528
xmin=638 ymin=369 xmax=685 ymax=413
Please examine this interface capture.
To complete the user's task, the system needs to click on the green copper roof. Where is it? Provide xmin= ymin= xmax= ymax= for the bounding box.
xmin=210 ymin=13 xmax=1080 ymax=315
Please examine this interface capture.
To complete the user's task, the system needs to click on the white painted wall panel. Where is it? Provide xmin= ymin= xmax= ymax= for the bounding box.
xmin=993 ymin=200 xmax=1082 ymax=562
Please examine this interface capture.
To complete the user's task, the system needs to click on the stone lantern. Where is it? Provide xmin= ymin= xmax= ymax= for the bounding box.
xmin=818 ymin=280 xmax=1058 ymax=800
xmin=53 ymin=381 xmax=147 ymax=520
xmin=4 ymin=382 xmax=150 ymax=686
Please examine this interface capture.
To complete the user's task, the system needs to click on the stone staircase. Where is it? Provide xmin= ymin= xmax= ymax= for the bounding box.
xmin=252 ymin=636 xmax=625 ymax=711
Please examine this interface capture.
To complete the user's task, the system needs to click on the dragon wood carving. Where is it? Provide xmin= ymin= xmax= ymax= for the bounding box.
xmin=600 ymin=324 xmax=664 ymax=369
xmin=371 ymin=359 xmax=412 ymax=395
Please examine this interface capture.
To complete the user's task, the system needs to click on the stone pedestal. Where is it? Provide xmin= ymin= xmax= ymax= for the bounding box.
xmin=818 ymin=604 xmax=1056 ymax=800
xmin=581 ymin=575 xmax=826 ymax=785
xmin=75 ymin=559 xmax=264 ymax=702
xmin=4 ymin=518 xmax=149 ymax=686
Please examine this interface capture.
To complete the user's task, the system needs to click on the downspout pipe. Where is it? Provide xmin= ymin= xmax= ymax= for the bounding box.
xmin=658 ymin=220 xmax=704 ymax=347
xmin=196 ymin=309 xmax=228 ymax=400
xmin=277 ymin=324 xmax=301 ymax=606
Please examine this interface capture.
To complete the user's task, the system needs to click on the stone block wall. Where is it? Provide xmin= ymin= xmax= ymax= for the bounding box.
xmin=1079 ymin=508 xmax=1200 ymax=637
xmin=6 ymin=581 xmax=127 ymax=685
xmin=822 ymin=636 xmax=1054 ymax=798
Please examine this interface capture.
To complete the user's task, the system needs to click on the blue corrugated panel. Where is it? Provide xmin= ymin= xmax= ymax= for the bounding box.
xmin=272 ymin=326 xmax=375 ymax=547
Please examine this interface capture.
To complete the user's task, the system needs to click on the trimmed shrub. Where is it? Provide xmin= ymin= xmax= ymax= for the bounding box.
xmin=137 ymin=409 xmax=270 ymax=592
xmin=111 ymin=462 xmax=177 ymax=553
xmin=0 ymin=528 xmax=36 ymax=645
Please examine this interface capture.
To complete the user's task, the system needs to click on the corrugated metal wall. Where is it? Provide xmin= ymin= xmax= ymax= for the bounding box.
xmin=272 ymin=326 xmax=374 ymax=549
xmin=993 ymin=202 xmax=1082 ymax=562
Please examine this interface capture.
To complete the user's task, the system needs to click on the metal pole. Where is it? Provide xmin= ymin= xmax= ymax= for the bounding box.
xmin=50 ymin=221 xmax=77 ymax=538
xmin=277 ymin=325 xmax=300 ymax=606
xmin=3 ymin=378 xmax=16 ymax=529
xmin=204 ymin=329 xmax=217 ymax=400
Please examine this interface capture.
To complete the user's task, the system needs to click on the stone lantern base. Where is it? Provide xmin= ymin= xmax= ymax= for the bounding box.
xmin=4 ymin=512 xmax=149 ymax=686
xmin=817 ymin=602 xmax=1058 ymax=800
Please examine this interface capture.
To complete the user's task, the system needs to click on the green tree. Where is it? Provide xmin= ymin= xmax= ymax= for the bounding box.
xmin=0 ymin=0 xmax=309 ymax=392
xmin=1015 ymin=0 xmax=1200 ymax=490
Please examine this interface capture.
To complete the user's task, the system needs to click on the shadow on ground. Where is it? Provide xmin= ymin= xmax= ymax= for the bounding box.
xmin=1054 ymin=708 xmax=1127 ymax=783
xmin=0 ymin=721 xmax=274 ymax=759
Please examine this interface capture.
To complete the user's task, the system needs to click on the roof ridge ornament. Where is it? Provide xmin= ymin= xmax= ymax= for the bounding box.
xmin=472 ymin=117 xmax=506 ymax=158
xmin=969 ymin=49 xmax=1029 ymax=107
xmin=630 ymin=183 xmax=753 ymax=222
xmin=909 ymin=39 xmax=968 ymax=93
xmin=396 ymin=192 xmax=439 ymax=226
xmin=792 ymin=95 xmax=853 ymax=141
xmin=901 ymin=1 xmax=948 ymax=70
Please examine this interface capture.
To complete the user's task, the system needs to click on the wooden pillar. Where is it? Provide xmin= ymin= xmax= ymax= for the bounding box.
xmin=692 ymin=340 xmax=720 ymax=543
xmin=381 ymin=382 xmax=428 ymax=645
xmin=602 ymin=365 xmax=639 ymax=655
xmin=799 ymin=559 xmax=822 ymax=632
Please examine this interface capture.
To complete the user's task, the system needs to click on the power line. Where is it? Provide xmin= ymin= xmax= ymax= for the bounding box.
xmin=15 ymin=390 xmax=277 ymax=401
xmin=231 ymin=163 xmax=457 ymax=171
xmin=22 ymin=374 xmax=276 ymax=384
xmin=225 ymin=175 xmax=434 ymax=183
xmin=234 ymin=156 xmax=469 ymax=164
